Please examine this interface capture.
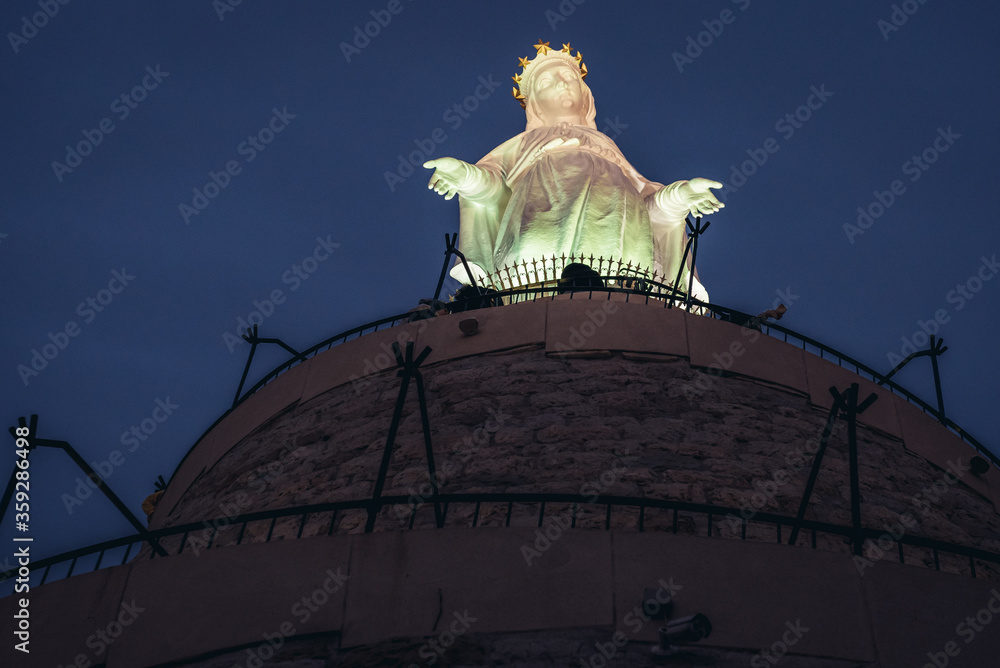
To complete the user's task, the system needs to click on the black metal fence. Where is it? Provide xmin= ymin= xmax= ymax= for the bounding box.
xmin=3 ymin=493 xmax=999 ymax=597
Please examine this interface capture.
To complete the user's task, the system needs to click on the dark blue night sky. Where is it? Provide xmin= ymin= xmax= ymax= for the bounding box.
xmin=1 ymin=1 xmax=998 ymax=568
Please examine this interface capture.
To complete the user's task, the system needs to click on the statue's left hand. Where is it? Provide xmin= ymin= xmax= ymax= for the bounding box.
xmin=672 ymin=178 xmax=725 ymax=218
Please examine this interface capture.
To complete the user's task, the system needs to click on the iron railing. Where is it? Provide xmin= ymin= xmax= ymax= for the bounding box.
xmin=3 ymin=493 xmax=998 ymax=596
xmin=225 ymin=279 xmax=996 ymax=467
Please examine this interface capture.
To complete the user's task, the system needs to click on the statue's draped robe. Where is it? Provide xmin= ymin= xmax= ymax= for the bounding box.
xmin=453 ymin=122 xmax=709 ymax=301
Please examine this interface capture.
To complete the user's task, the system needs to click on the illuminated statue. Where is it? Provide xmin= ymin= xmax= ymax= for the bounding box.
xmin=424 ymin=41 xmax=723 ymax=300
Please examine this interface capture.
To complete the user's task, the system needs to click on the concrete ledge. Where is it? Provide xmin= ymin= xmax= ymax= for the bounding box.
xmin=300 ymin=322 xmax=423 ymax=403
xmin=545 ymin=298 xmax=688 ymax=356
xmin=864 ymin=560 xmax=1000 ymax=668
xmin=803 ymin=353 xmax=903 ymax=438
xmin=109 ymin=537 xmax=350 ymax=667
xmin=417 ymin=300 xmax=547 ymax=366
xmin=895 ymin=399 xmax=991 ymax=502
xmin=687 ymin=316 xmax=809 ymax=395
xmin=13 ymin=528 xmax=1000 ymax=666
xmin=341 ymin=527 xmax=613 ymax=646
xmin=0 ymin=564 xmax=130 ymax=668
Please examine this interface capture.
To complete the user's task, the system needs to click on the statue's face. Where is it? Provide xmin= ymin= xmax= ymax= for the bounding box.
xmin=530 ymin=60 xmax=583 ymax=122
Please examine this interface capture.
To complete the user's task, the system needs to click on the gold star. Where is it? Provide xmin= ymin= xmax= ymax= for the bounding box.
xmin=580 ymin=62 xmax=588 ymax=79
xmin=518 ymin=56 xmax=530 ymax=68
xmin=533 ymin=39 xmax=551 ymax=55
xmin=561 ymin=42 xmax=572 ymax=53
xmin=574 ymin=51 xmax=583 ymax=63
xmin=512 ymin=73 xmax=522 ymax=85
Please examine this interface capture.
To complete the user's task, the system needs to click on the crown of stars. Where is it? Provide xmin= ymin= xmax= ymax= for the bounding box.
xmin=511 ymin=39 xmax=588 ymax=108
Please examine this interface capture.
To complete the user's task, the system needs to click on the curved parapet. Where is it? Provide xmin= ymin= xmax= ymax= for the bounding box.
xmin=5 ymin=296 xmax=999 ymax=667
xmin=153 ymin=298 xmax=1000 ymax=546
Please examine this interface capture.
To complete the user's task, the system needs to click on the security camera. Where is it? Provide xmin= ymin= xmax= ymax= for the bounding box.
xmin=651 ymin=614 xmax=712 ymax=657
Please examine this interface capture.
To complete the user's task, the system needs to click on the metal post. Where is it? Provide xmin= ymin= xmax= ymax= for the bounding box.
xmin=233 ymin=330 xmax=260 ymax=407
xmin=669 ymin=231 xmax=695 ymax=309
xmin=433 ymin=233 xmax=479 ymax=301
xmin=787 ymin=392 xmax=846 ymax=546
xmin=233 ymin=324 xmax=306 ymax=407
xmin=845 ymin=384 xmax=863 ymax=555
xmin=366 ymin=343 xmax=413 ymax=533
xmin=787 ymin=384 xmax=877 ymax=550
xmin=685 ymin=217 xmax=710 ymax=312
xmin=365 ymin=342 xmax=435 ymax=533
xmin=414 ymin=372 xmax=444 ymax=528
xmin=929 ymin=335 xmax=947 ymax=424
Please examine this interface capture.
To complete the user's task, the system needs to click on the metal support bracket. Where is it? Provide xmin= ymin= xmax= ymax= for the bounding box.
xmin=787 ymin=383 xmax=878 ymax=555
xmin=668 ymin=216 xmax=711 ymax=311
xmin=877 ymin=334 xmax=948 ymax=423
xmin=233 ymin=324 xmax=306 ymax=407
xmin=365 ymin=342 xmax=443 ymax=533
xmin=4 ymin=415 xmax=168 ymax=557
xmin=433 ymin=233 xmax=480 ymax=301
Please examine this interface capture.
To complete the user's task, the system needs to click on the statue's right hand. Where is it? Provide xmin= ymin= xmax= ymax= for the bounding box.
xmin=423 ymin=157 xmax=469 ymax=200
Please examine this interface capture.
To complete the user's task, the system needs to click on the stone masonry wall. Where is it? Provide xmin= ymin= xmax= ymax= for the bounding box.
xmin=157 ymin=347 xmax=1000 ymax=576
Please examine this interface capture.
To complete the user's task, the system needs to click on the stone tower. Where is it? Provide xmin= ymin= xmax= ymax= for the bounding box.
xmin=4 ymin=293 xmax=1000 ymax=667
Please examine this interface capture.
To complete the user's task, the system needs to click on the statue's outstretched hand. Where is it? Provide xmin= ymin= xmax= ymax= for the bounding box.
xmin=673 ymin=178 xmax=725 ymax=218
xmin=423 ymin=157 xmax=470 ymax=201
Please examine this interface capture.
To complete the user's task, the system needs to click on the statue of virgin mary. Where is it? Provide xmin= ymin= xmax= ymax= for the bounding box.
xmin=424 ymin=41 xmax=724 ymax=301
